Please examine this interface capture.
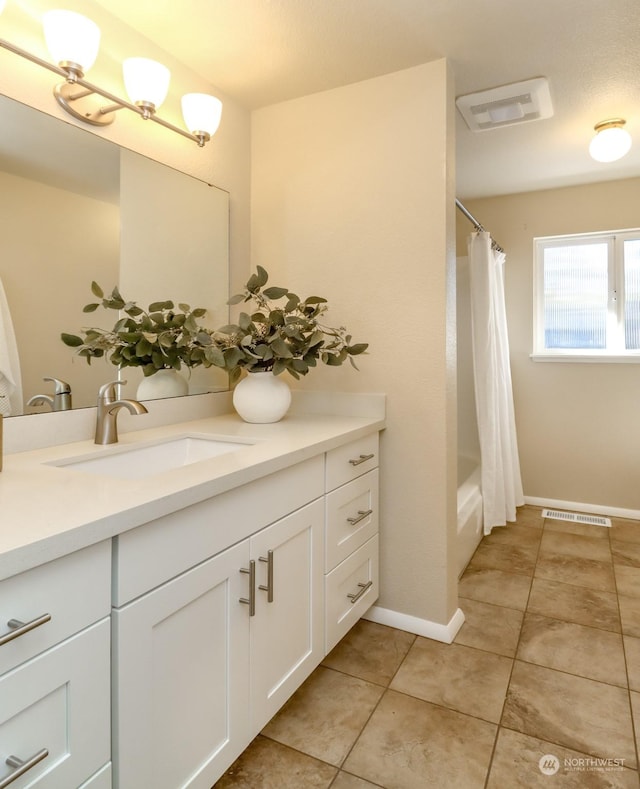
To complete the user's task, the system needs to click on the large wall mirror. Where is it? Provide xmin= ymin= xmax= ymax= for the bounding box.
xmin=0 ymin=93 xmax=229 ymax=418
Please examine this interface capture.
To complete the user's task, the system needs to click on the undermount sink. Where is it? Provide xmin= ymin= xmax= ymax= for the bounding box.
xmin=47 ymin=434 xmax=254 ymax=480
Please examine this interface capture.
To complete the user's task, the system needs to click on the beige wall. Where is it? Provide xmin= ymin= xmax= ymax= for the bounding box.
xmin=456 ymin=178 xmax=640 ymax=515
xmin=252 ymin=61 xmax=459 ymax=626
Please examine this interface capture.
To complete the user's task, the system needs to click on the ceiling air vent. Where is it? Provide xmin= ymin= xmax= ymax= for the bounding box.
xmin=456 ymin=77 xmax=553 ymax=132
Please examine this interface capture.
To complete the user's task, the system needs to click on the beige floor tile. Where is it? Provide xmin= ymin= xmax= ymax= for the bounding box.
xmin=527 ymin=576 xmax=620 ymax=632
xmin=631 ymin=692 xmax=640 ymax=759
xmin=487 ymin=728 xmax=639 ymax=788
xmin=321 ymin=620 xmax=415 ymax=686
xmin=514 ymin=505 xmax=545 ymax=528
xmin=612 ymin=540 xmax=640 ymax=568
xmin=540 ymin=530 xmax=612 ymax=562
xmin=616 ymin=565 xmax=640 ymax=598
xmin=517 ymin=613 xmax=627 ymax=686
xmin=502 ymin=661 xmax=637 ymax=766
xmin=624 ymin=636 xmax=640 ymax=692
xmin=456 ymin=597 xmax=524 ymax=657
xmin=620 ymin=594 xmax=640 ymax=637
xmin=610 ymin=520 xmax=640 ymax=545
xmin=483 ymin=523 xmax=543 ymax=547
xmin=544 ymin=519 xmax=611 ymax=540
xmin=331 ymin=772 xmax=384 ymax=789
xmin=342 ymin=689 xmax=496 ymax=789
xmin=213 ymin=735 xmax=337 ymax=788
xmin=535 ymin=553 xmax=616 ymax=593
xmin=458 ymin=566 xmax=532 ymax=610
xmin=468 ymin=540 xmax=537 ymax=575
xmin=261 ymin=666 xmax=383 ymax=767
xmin=390 ymin=637 xmax=512 ymax=723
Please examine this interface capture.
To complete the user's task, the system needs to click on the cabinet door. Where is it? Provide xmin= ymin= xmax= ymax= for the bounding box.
xmin=249 ymin=499 xmax=324 ymax=734
xmin=112 ymin=541 xmax=250 ymax=789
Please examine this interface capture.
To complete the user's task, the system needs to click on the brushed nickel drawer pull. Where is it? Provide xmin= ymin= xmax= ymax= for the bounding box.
xmin=239 ymin=560 xmax=256 ymax=616
xmin=258 ymin=550 xmax=274 ymax=603
xmin=1 ymin=749 xmax=49 ymax=788
xmin=346 ymin=509 xmax=373 ymax=526
xmin=347 ymin=580 xmax=373 ymax=604
xmin=348 ymin=453 xmax=374 ymax=466
xmin=0 ymin=614 xmax=51 ymax=647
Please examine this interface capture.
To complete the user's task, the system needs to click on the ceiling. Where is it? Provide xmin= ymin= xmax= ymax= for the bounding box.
xmin=92 ymin=0 xmax=640 ymax=200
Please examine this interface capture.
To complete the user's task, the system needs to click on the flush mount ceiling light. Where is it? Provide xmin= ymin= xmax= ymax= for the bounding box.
xmin=0 ymin=6 xmax=221 ymax=147
xmin=589 ymin=119 xmax=632 ymax=163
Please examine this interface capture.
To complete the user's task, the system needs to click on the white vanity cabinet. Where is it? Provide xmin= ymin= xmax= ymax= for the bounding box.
xmin=0 ymin=542 xmax=112 ymax=788
xmin=112 ymin=459 xmax=326 ymax=789
xmin=324 ymin=434 xmax=380 ymax=652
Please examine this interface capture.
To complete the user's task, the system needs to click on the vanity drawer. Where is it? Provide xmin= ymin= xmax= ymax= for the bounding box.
xmin=325 ymin=535 xmax=378 ymax=653
xmin=325 ymin=433 xmax=379 ymax=492
xmin=114 ymin=455 xmax=324 ymax=606
xmin=0 ymin=618 xmax=111 ymax=789
xmin=325 ymin=469 xmax=378 ymax=571
xmin=0 ymin=540 xmax=111 ymax=677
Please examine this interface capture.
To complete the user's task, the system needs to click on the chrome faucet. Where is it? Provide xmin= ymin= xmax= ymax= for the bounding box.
xmin=95 ymin=380 xmax=148 ymax=445
xmin=27 ymin=377 xmax=72 ymax=411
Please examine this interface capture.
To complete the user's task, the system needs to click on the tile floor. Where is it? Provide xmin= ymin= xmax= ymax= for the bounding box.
xmin=214 ymin=506 xmax=640 ymax=788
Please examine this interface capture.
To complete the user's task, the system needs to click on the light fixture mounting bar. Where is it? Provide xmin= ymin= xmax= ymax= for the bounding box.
xmin=0 ymin=36 xmax=208 ymax=146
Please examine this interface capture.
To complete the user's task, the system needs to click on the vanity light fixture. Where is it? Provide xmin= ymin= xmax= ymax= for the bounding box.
xmin=0 ymin=6 xmax=221 ymax=147
xmin=589 ymin=118 xmax=632 ymax=163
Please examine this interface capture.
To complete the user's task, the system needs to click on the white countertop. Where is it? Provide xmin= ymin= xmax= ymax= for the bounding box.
xmin=0 ymin=408 xmax=385 ymax=581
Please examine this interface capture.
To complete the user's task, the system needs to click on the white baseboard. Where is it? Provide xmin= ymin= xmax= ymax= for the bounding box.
xmin=525 ymin=496 xmax=640 ymax=522
xmin=363 ymin=605 xmax=465 ymax=644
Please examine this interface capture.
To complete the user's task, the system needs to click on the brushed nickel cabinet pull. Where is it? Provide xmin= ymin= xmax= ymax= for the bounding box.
xmin=0 ymin=614 xmax=51 ymax=647
xmin=239 ymin=560 xmax=256 ymax=616
xmin=346 ymin=509 xmax=373 ymax=526
xmin=347 ymin=581 xmax=373 ymax=604
xmin=348 ymin=453 xmax=374 ymax=466
xmin=258 ymin=550 xmax=274 ymax=603
xmin=1 ymin=749 xmax=49 ymax=788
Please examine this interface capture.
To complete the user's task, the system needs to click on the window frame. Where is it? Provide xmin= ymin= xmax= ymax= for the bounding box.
xmin=532 ymin=228 xmax=640 ymax=363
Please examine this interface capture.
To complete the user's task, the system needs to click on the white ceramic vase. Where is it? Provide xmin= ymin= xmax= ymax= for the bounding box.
xmin=232 ymin=371 xmax=292 ymax=423
xmin=136 ymin=369 xmax=189 ymax=400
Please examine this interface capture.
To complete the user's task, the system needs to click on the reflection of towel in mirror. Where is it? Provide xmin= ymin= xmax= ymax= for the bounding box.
xmin=0 ymin=277 xmax=23 ymax=416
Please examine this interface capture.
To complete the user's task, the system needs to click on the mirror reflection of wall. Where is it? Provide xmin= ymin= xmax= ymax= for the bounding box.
xmin=0 ymin=93 xmax=230 ymax=416
xmin=119 ymin=149 xmax=229 ymax=400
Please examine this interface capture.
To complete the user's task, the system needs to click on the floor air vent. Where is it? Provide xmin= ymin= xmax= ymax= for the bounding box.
xmin=542 ymin=509 xmax=611 ymax=528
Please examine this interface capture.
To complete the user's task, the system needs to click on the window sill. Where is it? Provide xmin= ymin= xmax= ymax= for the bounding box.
xmin=530 ymin=353 xmax=640 ymax=364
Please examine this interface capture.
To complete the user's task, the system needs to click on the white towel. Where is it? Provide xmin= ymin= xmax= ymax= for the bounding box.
xmin=0 ymin=276 xmax=23 ymax=416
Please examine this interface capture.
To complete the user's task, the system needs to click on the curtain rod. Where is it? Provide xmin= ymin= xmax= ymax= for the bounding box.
xmin=455 ymin=198 xmax=504 ymax=253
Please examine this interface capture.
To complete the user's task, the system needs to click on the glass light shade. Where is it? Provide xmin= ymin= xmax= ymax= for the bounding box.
xmin=43 ymin=10 xmax=101 ymax=73
xmin=181 ymin=93 xmax=223 ymax=136
xmin=0 ymin=1 xmax=6 ymax=14
xmin=123 ymin=58 xmax=170 ymax=110
xmin=589 ymin=124 xmax=632 ymax=163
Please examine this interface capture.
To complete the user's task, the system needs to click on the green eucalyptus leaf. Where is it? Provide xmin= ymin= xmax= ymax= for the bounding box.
xmin=90 ymin=281 xmax=104 ymax=298
xmin=228 ymin=293 xmax=245 ymax=305
xmin=263 ymin=286 xmax=288 ymax=300
xmin=238 ymin=312 xmax=252 ymax=331
xmin=83 ymin=303 xmax=100 ymax=313
xmin=270 ymin=337 xmax=293 ymax=357
xmin=61 ymin=333 xmax=83 ymax=347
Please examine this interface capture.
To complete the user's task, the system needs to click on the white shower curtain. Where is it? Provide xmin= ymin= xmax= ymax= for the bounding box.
xmin=0 ymin=276 xmax=23 ymax=416
xmin=468 ymin=231 xmax=524 ymax=533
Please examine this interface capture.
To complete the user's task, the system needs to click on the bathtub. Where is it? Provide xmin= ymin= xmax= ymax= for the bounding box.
xmin=457 ymin=455 xmax=483 ymax=576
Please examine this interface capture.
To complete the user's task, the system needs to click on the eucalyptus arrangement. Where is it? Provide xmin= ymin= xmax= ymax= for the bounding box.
xmin=214 ymin=266 xmax=368 ymax=382
xmin=61 ymin=282 xmax=221 ymax=376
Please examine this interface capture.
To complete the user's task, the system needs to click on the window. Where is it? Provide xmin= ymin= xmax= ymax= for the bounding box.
xmin=533 ymin=229 xmax=640 ymax=361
